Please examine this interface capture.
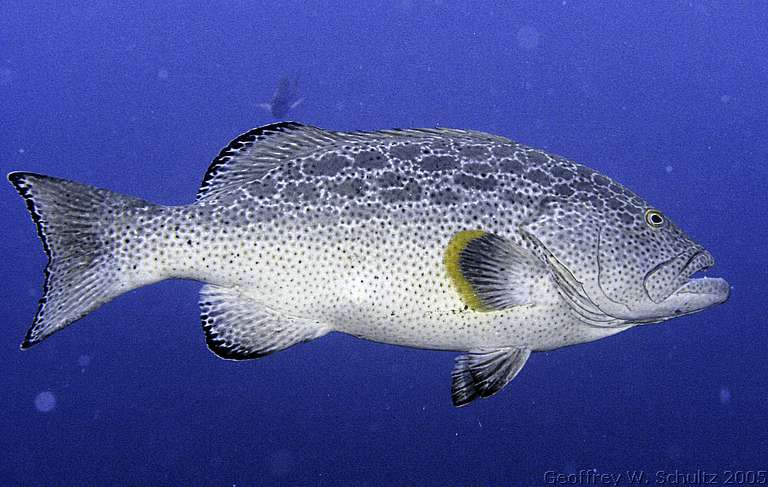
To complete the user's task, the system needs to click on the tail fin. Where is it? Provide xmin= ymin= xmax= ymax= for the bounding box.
xmin=8 ymin=172 xmax=155 ymax=349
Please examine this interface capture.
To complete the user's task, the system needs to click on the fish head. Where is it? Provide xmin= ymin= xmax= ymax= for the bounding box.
xmin=520 ymin=165 xmax=729 ymax=326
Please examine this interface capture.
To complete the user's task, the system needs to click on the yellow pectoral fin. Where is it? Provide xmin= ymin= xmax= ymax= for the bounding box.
xmin=444 ymin=230 xmax=493 ymax=312
xmin=444 ymin=229 xmax=543 ymax=312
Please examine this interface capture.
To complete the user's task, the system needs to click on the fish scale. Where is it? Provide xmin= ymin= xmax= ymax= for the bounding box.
xmin=8 ymin=121 xmax=729 ymax=406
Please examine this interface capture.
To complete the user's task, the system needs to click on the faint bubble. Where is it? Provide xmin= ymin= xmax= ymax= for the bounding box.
xmin=34 ymin=390 xmax=56 ymax=413
xmin=18 ymin=148 xmax=25 ymax=154
xmin=157 ymin=68 xmax=169 ymax=79
xmin=665 ymin=165 xmax=673 ymax=173
xmin=720 ymin=94 xmax=731 ymax=103
xmin=267 ymin=449 xmax=294 ymax=477
xmin=719 ymin=386 xmax=731 ymax=404
xmin=0 ymin=68 xmax=11 ymax=85
xmin=78 ymin=354 xmax=91 ymax=368
xmin=516 ymin=25 xmax=540 ymax=51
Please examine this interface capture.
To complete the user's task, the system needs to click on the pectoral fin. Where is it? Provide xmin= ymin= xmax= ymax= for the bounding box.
xmin=444 ymin=230 xmax=546 ymax=311
xmin=451 ymin=348 xmax=531 ymax=407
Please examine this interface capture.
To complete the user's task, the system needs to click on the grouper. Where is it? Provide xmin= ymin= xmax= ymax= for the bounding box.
xmin=8 ymin=122 xmax=729 ymax=406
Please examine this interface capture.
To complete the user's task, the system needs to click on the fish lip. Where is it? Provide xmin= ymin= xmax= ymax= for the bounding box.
xmin=669 ymin=249 xmax=717 ymax=295
xmin=683 ymin=249 xmax=715 ymax=279
xmin=643 ymin=248 xmax=714 ymax=303
xmin=673 ymin=276 xmax=730 ymax=299
xmin=660 ymin=251 xmax=729 ymax=314
xmin=663 ymin=276 xmax=730 ymax=315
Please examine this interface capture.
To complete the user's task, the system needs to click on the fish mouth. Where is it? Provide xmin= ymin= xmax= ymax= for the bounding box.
xmin=644 ymin=249 xmax=730 ymax=318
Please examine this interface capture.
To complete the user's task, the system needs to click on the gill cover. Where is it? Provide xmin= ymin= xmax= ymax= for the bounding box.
xmin=519 ymin=200 xmax=628 ymax=327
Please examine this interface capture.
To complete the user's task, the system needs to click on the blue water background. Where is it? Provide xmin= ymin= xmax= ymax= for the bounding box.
xmin=1 ymin=2 xmax=766 ymax=485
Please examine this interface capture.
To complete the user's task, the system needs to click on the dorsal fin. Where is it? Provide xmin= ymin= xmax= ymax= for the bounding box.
xmin=197 ymin=122 xmax=514 ymax=201
xmin=197 ymin=122 xmax=336 ymax=201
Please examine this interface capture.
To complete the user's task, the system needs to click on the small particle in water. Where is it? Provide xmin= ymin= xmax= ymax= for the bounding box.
xmin=0 ymin=68 xmax=11 ymax=85
xmin=18 ymin=148 xmax=25 ymax=154
xmin=78 ymin=354 xmax=91 ymax=368
xmin=720 ymin=94 xmax=731 ymax=103
xmin=719 ymin=386 xmax=731 ymax=404
xmin=157 ymin=68 xmax=169 ymax=79
xmin=34 ymin=391 xmax=57 ymax=413
xmin=516 ymin=25 xmax=540 ymax=51
xmin=665 ymin=165 xmax=673 ymax=173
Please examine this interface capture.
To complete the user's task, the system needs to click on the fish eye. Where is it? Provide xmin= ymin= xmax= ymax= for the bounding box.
xmin=644 ymin=209 xmax=665 ymax=228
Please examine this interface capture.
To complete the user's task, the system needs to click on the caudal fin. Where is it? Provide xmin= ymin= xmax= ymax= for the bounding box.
xmin=8 ymin=172 xmax=155 ymax=348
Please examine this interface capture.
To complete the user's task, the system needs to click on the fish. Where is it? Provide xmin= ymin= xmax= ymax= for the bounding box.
xmin=259 ymin=77 xmax=303 ymax=118
xmin=8 ymin=122 xmax=729 ymax=406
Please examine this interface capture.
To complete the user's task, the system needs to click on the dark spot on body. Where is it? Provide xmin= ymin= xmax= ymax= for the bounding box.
xmin=254 ymin=206 xmax=279 ymax=220
xmin=619 ymin=185 xmax=636 ymax=199
xmin=332 ymin=178 xmax=369 ymax=198
xmin=499 ymin=158 xmax=524 ymax=174
xmin=587 ymin=197 xmax=605 ymax=209
xmin=354 ymin=150 xmax=388 ymax=169
xmin=573 ymin=179 xmax=593 ymax=192
xmin=454 ymin=173 xmax=498 ymax=191
xmin=551 ymin=165 xmax=575 ymax=180
xmin=592 ymin=174 xmax=611 ymax=187
xmin=381 ymin=180 xmax=422 ymax=202
xmin=491 ymin=144 xmax=520 ymax=158
xmin=458 ymin=145 xmax=491 ymax=160
xmin=418 ymin=155 xmax=459 ymax=172
xmin=251 ymin=181 xmax=278 ymax=197
xmin=430 ymin=188 xmax=464 ymax=204
xmin=524 ymin=168 xmax=552 ymax=186
xmin=282 ymin=162 xmax=303 ymax=180
xmin=554 ymin=183 xmax=575 ymax=197
xmin=525 ymin=150 xmax=549 ymax=166
xmin=572 ymin=191 xmax=600 ymax=207
xmin=377 ymin=171 xmax=403 ymax=187
xmin=576 ymin=165 xmax=596 ymax=179
xmin=424 ymin=141 xmax=455 ymax=154
xmin=617 ymin=211 xmax=634 ymax=225
xmin=302 ymin=153 xmax=352 ymax=176
xmin=389 ymin=144 xmax=421 ymax=161
xmin=605 ymin=197 xmax=624 ymax=210
xmin=282 ymin=181 xmax=318 ymax=200
xmin=596 ymin=185 xmax=613 ymax=199
xmin=463 ymin=162 xmax=496 ymax=175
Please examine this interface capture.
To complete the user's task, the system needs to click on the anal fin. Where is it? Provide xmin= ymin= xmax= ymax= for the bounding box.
xmin=451 ymin=347 xmax=531 ymax=407
xmin=199 ymin=284 xmax=329 ymax=360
